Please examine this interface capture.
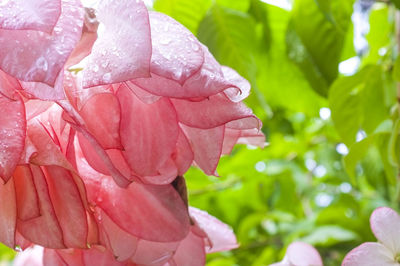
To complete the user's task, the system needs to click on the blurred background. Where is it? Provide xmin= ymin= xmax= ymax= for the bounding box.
xmin=3 ymin=0 xmax=400 ymax=265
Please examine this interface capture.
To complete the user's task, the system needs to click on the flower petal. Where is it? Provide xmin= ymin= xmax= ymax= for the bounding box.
xmin=181 ymin=125 xmax=224 ymax=175
xmin=82 ymin=0 xmax=151 ymax=87
xmin=370 ymin=207 xmax=400 ymax=255
xmin=342 ymin=242 xmax=396 ymax=266
xmin=149 ymin=11 xmax=204 ymax=84
xmin=189 ymin=207 xmax=238 ymax=253
xmin=286 ymin=242 xmax=323 ymax=266
xmin=171 ymin=230 xmax=206 ymax=266
xmin=0 ymin=93 xmax=26 ymax=182
xmin=0 ymin=0 xmax=61 ymax=32
xmin=117 ymin=84 xmax=178 ymax=177
xmin=0 ymin=177 xmax=17 ymax=248
xmin=0 ymin=0 xmax=84 ymax=86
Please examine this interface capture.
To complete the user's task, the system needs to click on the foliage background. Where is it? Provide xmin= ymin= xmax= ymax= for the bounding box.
xmin=2 ymin=0 xmax=400 ymax=265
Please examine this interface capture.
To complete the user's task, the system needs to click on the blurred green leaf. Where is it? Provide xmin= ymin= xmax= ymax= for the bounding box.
xmin=197 ymin=4 xmax=257 ymax=80
xmin=301 ymin=225 xmax=359 ymax=246
xmin=286 ymin=0 xmax=353 ymax=96
xmin=153 ymin=0 xmax=211 ymax=33
xmin=329 ymin=65 xmax=387 ymax=146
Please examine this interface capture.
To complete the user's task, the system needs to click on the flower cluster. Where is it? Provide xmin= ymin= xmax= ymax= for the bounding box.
xmin=0 ymin=0 xmax=264 ymax=265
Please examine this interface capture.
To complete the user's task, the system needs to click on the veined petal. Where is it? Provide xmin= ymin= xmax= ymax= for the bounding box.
xmin=342 ymin=242 xmax=397 ymax=266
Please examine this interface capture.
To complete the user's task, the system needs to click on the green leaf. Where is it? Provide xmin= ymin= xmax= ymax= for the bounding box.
xmin=329 ymin=65 xmax=387 ymax=146
xmin=393 ymin=56 xmax=400 ymax=81
xmin=301 ymin=225 xmax=359 ymax=246
xmin=286 ymin=0 xmax=353 ymax=96
xmin=364 ymin=5 xmax=392 ymax=64
xmin=344 ymin=136 xmax=375 ymax=182
xmin=392 ymin=0 xmax=400 ymax=9
xmin=216 ymin=0 xmax=250 ymax=12
xmin=153 ymin=0 xmax=212 ymax=33
xmin=197 ymin=4 xmax=257 ymax=80
xmin=256 ymin=4 xmax=325 ymax=116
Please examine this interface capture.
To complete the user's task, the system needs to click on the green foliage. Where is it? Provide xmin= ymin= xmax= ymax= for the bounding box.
xmin=155 ymin=0 xmax=400 ymax=265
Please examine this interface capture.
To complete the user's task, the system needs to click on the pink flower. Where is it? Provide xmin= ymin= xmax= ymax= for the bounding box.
xmin=343 ymin=207 xmax=400 ymax=266
xmin=270 ymin=242 xmax=323 ymax=266
xmin=13 ymin=207 xmax=237 ymax=266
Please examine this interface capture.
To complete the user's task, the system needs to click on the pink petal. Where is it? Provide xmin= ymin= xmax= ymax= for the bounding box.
xmin=96 ymin=208 xmax=138 ymax=261
xmin=17 ymin=165 xmax=65 ymax=249
xmin=90 ymin=176 xmax=190 ymax=242
xmin=132 ymin=240 xmax=179 ymax=266
xmin=80 ymin=93 xmax=122 ymax=149
xmin=189 ymin=207 xmax=238 ymax=253
xmin=170 ymin=231 xmax=206 ymax=266
xmin=42 ymin=166 xmax=88 ymax=248
xmin=370 ymin=207 xmax=400 ymax=255
xmin=0 ymin=177 xmax=17 ymax=248
xmin=172 ymin=129 xmax=194 ymax=176
xmin=13 ymin=166 xmax=41 ymax=221
xmin=82 ymin=0 xmax=151 ymax=87
xmin=43 ymin=249 xmax=73 ymax=266
xmin=132 ymin=45 xmax=237 ymax=99
xmin=66 ymin=7 xmax=98 ymax=67
xmin=0 ymin=93 xmax=26 ymax=182
xmin=149 ymin=12 xmax=204 ymax=84
xmin=82 ymin=246 xmax=125 ymax=266
xmin=286 ymin=242 xmax=323 ymax=266
xmin=342 ymin=242 xmax=395 ymax=266
xmin=0 ymin=0 xmax=84 ymax=86
xmin=125 ymin=81 xmax=161 ymax=104
xmin=171 ymin=93 xmax=258 ymax=129
xmin=0 ymin=0 xmax=61 ymax=32
xmin=117 ymin=84 xmax=179 ymax=177
xmin=20 ymin=71 xmax=65 ymax=100
xmin=222 ymin=66 xmax=251 ymax=102
xmin=0 ymin=70 xmax=22 ymax=99
xmin=181 ymin=125 xmax=224 ymax=175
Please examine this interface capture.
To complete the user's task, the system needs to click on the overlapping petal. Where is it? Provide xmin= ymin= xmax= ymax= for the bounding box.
xmin=0 ymin=0 xmax=84 ymax=86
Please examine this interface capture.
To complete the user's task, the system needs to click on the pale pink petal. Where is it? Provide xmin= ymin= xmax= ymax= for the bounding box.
xmin=88 ymin=175 xmax=190 ymax=242
xmin=132 ymin=239 xmax=179 ymax=266
xmin=222 ymin=66 xmax=250 ymax=102
xmin=14 ymin=246 xmax=44 ymax=266
xmin=43 ymin=248 xmax=74 ymax=266
xmin=286 ymin=242 xmax=323 ymax=266
xmin=0 ymin=177 xmax=17 ymax=248
xmin=132 ymin=45 xmax=238 ymax=99
xmin=117 ymin=84 xmax=178 ymax=177
xmin=0 ymin=0 xmax=84 ymax=86
xmin=20 ymin=71 xmax=65 ymax=100
xmin=181 ymin=125 xmax=224 ymax=175
xmin=0 ymin=0 xmax=61 ymax=32
xmin=149 ymin=12 xmax=204 ymax=84
xmin=342 ymin=242 xmax=396 ymax=266
xmin=370 ymin=207 xmax=400 ymax=255
xmin=170 ymin=231 xmax=206 ymax=266
xmin=0 ymin=93 xmax=26 ymax=182
xmin=172 ymin=93 xmax=258 ymax=129
xmin=189 ymin=207 xmax=238 ymax=253
xmin=125 ymin=81 xmax=161 ymax=104
xmin=138 ymin=158 xmax=178 ymax=185
xmin=82 ymin=0 xmax=151 ymax=87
